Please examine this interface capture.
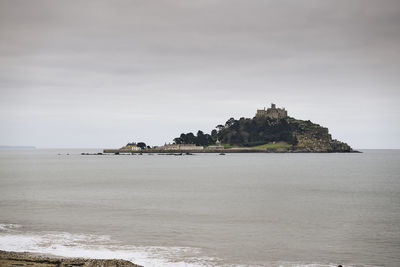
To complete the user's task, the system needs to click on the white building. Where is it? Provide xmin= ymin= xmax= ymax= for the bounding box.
xmin=120 ymin=143 xmax=141 ymax=151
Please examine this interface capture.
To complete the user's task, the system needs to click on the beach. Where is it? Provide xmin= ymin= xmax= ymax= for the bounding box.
xmin=0 ymin=250 xmax=141 ymax=267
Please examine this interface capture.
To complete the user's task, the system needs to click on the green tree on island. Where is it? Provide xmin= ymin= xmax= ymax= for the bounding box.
xmin=137 ymin=142 xmax=147 ymax=150
xmin=173 ymin=116 xmax=298 ymax=147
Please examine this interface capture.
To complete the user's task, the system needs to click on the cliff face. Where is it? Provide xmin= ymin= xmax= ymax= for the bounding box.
xmin=286 ymin=118 xmax=353 ymax=152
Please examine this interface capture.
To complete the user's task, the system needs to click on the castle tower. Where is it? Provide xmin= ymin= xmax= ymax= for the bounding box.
xmin=255 ymin=103 xmax=287 ymax=119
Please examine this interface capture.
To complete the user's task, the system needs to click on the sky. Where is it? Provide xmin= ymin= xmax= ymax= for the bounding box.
xmin=0 ymin=0 xmax=399 ymax=149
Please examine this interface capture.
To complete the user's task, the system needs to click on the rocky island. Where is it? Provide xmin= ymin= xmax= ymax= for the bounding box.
xmin=103 ymin=103 xmax=357 ymax=154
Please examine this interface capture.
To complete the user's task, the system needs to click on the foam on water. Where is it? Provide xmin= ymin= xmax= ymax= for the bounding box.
xmin=0 ymin=223 xmax=21 ymax=231
xmin=0 ymin=223 xmax=220 ymax=267
xmin=0 ymin=223 xmax=375 ymax=267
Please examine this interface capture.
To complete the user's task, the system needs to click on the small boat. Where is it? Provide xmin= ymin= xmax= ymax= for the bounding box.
xmin=219 ymin=153 xmax=225 ymax=155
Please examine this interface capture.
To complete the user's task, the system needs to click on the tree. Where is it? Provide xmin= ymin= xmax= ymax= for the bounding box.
xmin=172 ymin=115 xmax=299 ymax=147
xmin=137 ymin=142 xmax=146 ymax=150
xmin=173 ymin=137 xmax=182 ymax=144
xmin=216 ymin=124 xmax=224 ymax=131
xmin=211 ymin=129 xmax=218 ymax=141
xmin=196 ymin=130 xmax=206 ymax=146
xmin=185 ymin=132 xmax=196 ymax=144
xmin=225 ymin=117 xmax=236 ymax=127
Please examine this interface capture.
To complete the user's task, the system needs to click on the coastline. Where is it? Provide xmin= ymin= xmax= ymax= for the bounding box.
xmin=0 ymin=250 xmax=142 ymax=267
xmin=101 ymin=148 xmax=361 ymax=154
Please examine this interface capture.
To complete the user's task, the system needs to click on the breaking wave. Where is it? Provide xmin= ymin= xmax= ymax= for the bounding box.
xmin=0 ymin=223 xmax=374 ymax=267
xmin=0 ymin=223 xmax=219 ymax=267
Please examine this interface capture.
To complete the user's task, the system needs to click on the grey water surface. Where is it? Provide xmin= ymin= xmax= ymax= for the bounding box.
xmin=0 ymin=149 xmax=399 ymax=266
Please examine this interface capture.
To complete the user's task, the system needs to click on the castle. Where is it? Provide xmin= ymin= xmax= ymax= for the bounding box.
xmin=255 ymin=103 xmax=288 ymax=119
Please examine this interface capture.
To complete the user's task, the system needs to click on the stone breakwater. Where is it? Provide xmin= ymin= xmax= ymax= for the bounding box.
xmin=0 ymin=250 xmax=142 ymax=267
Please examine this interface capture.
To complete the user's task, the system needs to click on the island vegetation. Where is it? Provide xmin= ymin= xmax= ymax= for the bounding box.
xmin=173 ymin=116 xmax=298 ymax=147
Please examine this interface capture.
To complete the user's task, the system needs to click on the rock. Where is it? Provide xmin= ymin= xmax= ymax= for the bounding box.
xmin=0 ymin=250 xmax=142 ymax=267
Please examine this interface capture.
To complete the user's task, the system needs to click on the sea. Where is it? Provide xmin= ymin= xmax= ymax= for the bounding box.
xmin=0 ymin=149 xmax=399 ymax=267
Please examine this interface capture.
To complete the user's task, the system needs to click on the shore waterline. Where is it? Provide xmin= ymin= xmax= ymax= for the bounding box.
xmin=0 ymin=149 xmax=399 ymax=266
xmin=0 ymin=250 xmax=141 ymax=267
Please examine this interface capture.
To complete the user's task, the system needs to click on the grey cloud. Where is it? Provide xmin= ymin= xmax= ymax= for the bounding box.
xmin=0 ymin=0 xmax=399 ymax=148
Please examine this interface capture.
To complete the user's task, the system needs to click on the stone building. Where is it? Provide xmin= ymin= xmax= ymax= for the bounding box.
xmin=160 ymin=143 xmax=204 ymax=150
xmin=256 ymin=103 xmax=287 ymax=119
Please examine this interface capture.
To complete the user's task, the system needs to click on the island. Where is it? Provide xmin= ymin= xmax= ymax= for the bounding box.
xmin=103 ymin=103 xmax=358 ymax=154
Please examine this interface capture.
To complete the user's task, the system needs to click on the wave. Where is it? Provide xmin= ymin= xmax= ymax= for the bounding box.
xmin=0 ymin=223 xmax=22 ymax=232
xmin=0 ymin=223 xmax=219 ymax=267
xmin=0 ymin=223 xmax=375 ymax=267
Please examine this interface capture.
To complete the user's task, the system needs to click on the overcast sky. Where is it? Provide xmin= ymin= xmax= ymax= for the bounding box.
xmin=0 ymin=0 xmax=399 ymax=149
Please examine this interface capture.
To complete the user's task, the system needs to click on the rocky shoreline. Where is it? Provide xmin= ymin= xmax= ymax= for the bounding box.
xmin=0 ymin=250 xmax=142 ymax=267
xmin=100 ymin=147 xmax=360 ymax=154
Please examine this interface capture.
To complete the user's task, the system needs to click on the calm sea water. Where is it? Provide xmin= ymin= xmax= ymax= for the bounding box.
xmin=0 ymin=149 xmax=399 ymax=267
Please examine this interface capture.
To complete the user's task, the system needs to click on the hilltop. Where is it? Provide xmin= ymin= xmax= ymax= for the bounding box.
xmin=172 ymin=103 xmax=355 ymax=153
